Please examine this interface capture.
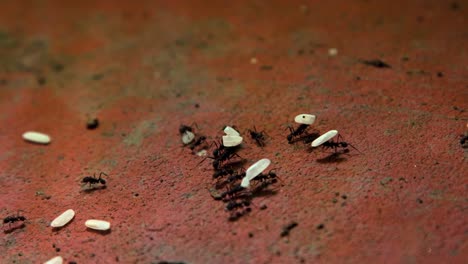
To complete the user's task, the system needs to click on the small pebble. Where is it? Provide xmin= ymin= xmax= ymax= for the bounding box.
xmin=51 ymin=209 xmax=75 ymax=228
xmin=43 ymin=256 xmax=63 ymax=264
xmin=22 ymin=131 xmax=51 ymax=144
xmin=85 ymin=219 xmax=111 ymax=231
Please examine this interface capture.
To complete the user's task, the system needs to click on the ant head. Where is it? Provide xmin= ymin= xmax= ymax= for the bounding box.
xmin=19 ymin=216 xmax=26 ymax=221
xmin=287 ymin=135 xmax=293 ymax=141
xmin=179 ymin=124 xmax=192 ymax=134
xmin=100 ymin=179 xmax=106 ymax=184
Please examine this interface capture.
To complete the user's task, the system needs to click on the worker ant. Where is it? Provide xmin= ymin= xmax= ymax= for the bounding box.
xmin=460 ymin=134 xmax=468 ymax=148
xmin=225 ymin=198 xmax=251 ymax=211
xmin=179 ymin=124 xmax=194 ymax=135
xmin=320 ymin=134 xmax=360 ymax=154
xmin=287 ymin=124 xmax=310 ymax=143
xmin=280 ymin=221 xmax=298 ymax=237
xmin=225 ymin=197 xmax=252 ymax=221
xmin=82 ymin=172 xmax=107 ymax=186
xmin=251 ymin=170 xmax=279 ymax=184
xmin=213 ymin=167 xmax=235 ymax=179
xmin=3 ymin=212 xmax=26 ymax=232
xmin=3 ymin=214 xmax=26 ymax=225
xmin=220 ymin=184 xmax=250 ymax=201
xmin=248 ymin=126 xmax=267 ymax=147
xmin=189 ymin=135 xmax=207 ymax=150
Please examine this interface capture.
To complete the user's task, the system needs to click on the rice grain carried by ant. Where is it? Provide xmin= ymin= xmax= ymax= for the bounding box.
xmin=181 ymin=130 xmax=195 ymax=145
xmin=43 ymin=256 xmax=63 ymax=264
xmin=311 ymin=130 xmax=338 ymax=147
xmin=294 ymin=114 xmax=316 ymax=125
xmin=85 ymin=219 xmax=111 ymax=231
xmin=224 ymin=126 xmax=240 ymax=136
xmin=50 ymin=209 xmax=75 ymax=228
xmin=241 ymin=158 xmax=271 ymax=187
xmin=22 ymin=131 xmax=51 ymax=144
xmin=222 ymin=135 xmax=243 ymax=147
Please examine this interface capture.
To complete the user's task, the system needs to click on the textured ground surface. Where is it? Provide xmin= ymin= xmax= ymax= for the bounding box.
xmin=0 ymin=1 xmax=467 ymax=263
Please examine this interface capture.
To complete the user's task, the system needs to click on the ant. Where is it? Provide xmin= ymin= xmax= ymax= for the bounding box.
xmin=3 ymin=211 xmax=26 ymax=231
xmin=320 ymin=134 xmax=360 ymax=154
xmin=287 ymin=124 xmax=310 ymax=144
xmin=82 ymin=172 xmax=107 ymax=186
xmin=225 ymin=170 xmax=246 ymax=184
xmin=248 ymin=126 xmax=267 ymax=147
xmin=280 ymin=221 xmax=298 ymax=237
xmin=189 ymin=135 xmax=207 ymax=150
xmin=3 ymin=214 xmax=26 ymax=225
xmin=251 ymin=170 xmax=278 ymax=183
xmin=228 ymin=207 xmax=252 ymax=221
xmin=179 ymin=124 xmax=194 ymax=135
xmin=210 ymin=146 xmax=242 ymax=170
xmin=213 ymin=167 xmax=235 ymax=179
xmin=460 ymin=134 xmax=468 ymax=148
xmin=225 ymin=198 xmax=251 ymax=211
xmin=220 ymin=184 xmax=250 ymax=201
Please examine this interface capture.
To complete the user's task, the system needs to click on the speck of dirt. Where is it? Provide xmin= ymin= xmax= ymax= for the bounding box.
xmin=355 ymin=76 xmax=361 ymax=80
xmin=417 ymin=198 xmax=423 ymax=204
xmin=0 ymin=79 xmax=7 ymax=85
xmin=317 ymin=224 xmax=325 ymax=230
xmin=451 ymin=2 xmax=460 ymax=10
xmin=437 ymin=72 xmax=444 ymax=77
xmin=260 ymin=204 xmax=268 ymax=210
xmin=55 ymin=247 xmax=61 ymax=252
xmin=248 ymin=232 xmax=254 ymax=238
xmin=332 ymin=198 xmax=338 ymax=203
xmin=341 ymin=195 xmax=347 ymax=200
xmin=194 ymin=103 xmax=200 ymax=108
xmin=402 ymin=56 xmax=409 ymax=61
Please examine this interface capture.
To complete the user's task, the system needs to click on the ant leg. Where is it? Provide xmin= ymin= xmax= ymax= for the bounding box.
xmin=100 ymin=172 xmax=108 ymax=177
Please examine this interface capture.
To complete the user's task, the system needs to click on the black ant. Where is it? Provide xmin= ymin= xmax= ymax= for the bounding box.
xmin=3 ymin=214 xmax=26 ymax=225
xmin=251 ymin=170 xmax=278 ymax=183
xmin=189 ymin=135 xmax=207 ymax=150
xmin=320 ymin=134 xmax=360 ymax=154
xmin=287 ymin=124 xmax=310 ymax=143
xmin=228 ymin=207 xmax=252 ymax=221
xmin=82 ymin=172 xmax=107 ymax=186
xmin=248 ymin=126 xmax=267 ymax=147
xmin=225 ymin=171 xmax=246 ymax=184
xmin=460 ymin=134 xmax=468 ymax=148
xmin=225 ymin=198 xmax=251 ymax=211
xmin=209 ymin=146 xmax=242 ymax=170
xmin=3 ymin=211 xmax=26 ymax=232
xmin=280 ymin=221 xmax=298 ymax=237
xmin=213 ymin=167 xmax=235 ymax=179
xmin=179 ymin=124 xmax=196 ymax=135
xmin=220 ymin=184 xmax=249 ymax=201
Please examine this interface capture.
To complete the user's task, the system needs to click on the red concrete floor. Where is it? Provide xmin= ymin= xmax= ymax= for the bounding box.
xmin=0 ymin=0 xmax=467 ymax=263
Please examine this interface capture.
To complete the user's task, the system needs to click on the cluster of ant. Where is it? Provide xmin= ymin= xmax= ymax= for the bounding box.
xmin=287 ymin=114 xmax=359 ymax=157
xmin=180 ymin=124 xmax=278 ymax=221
